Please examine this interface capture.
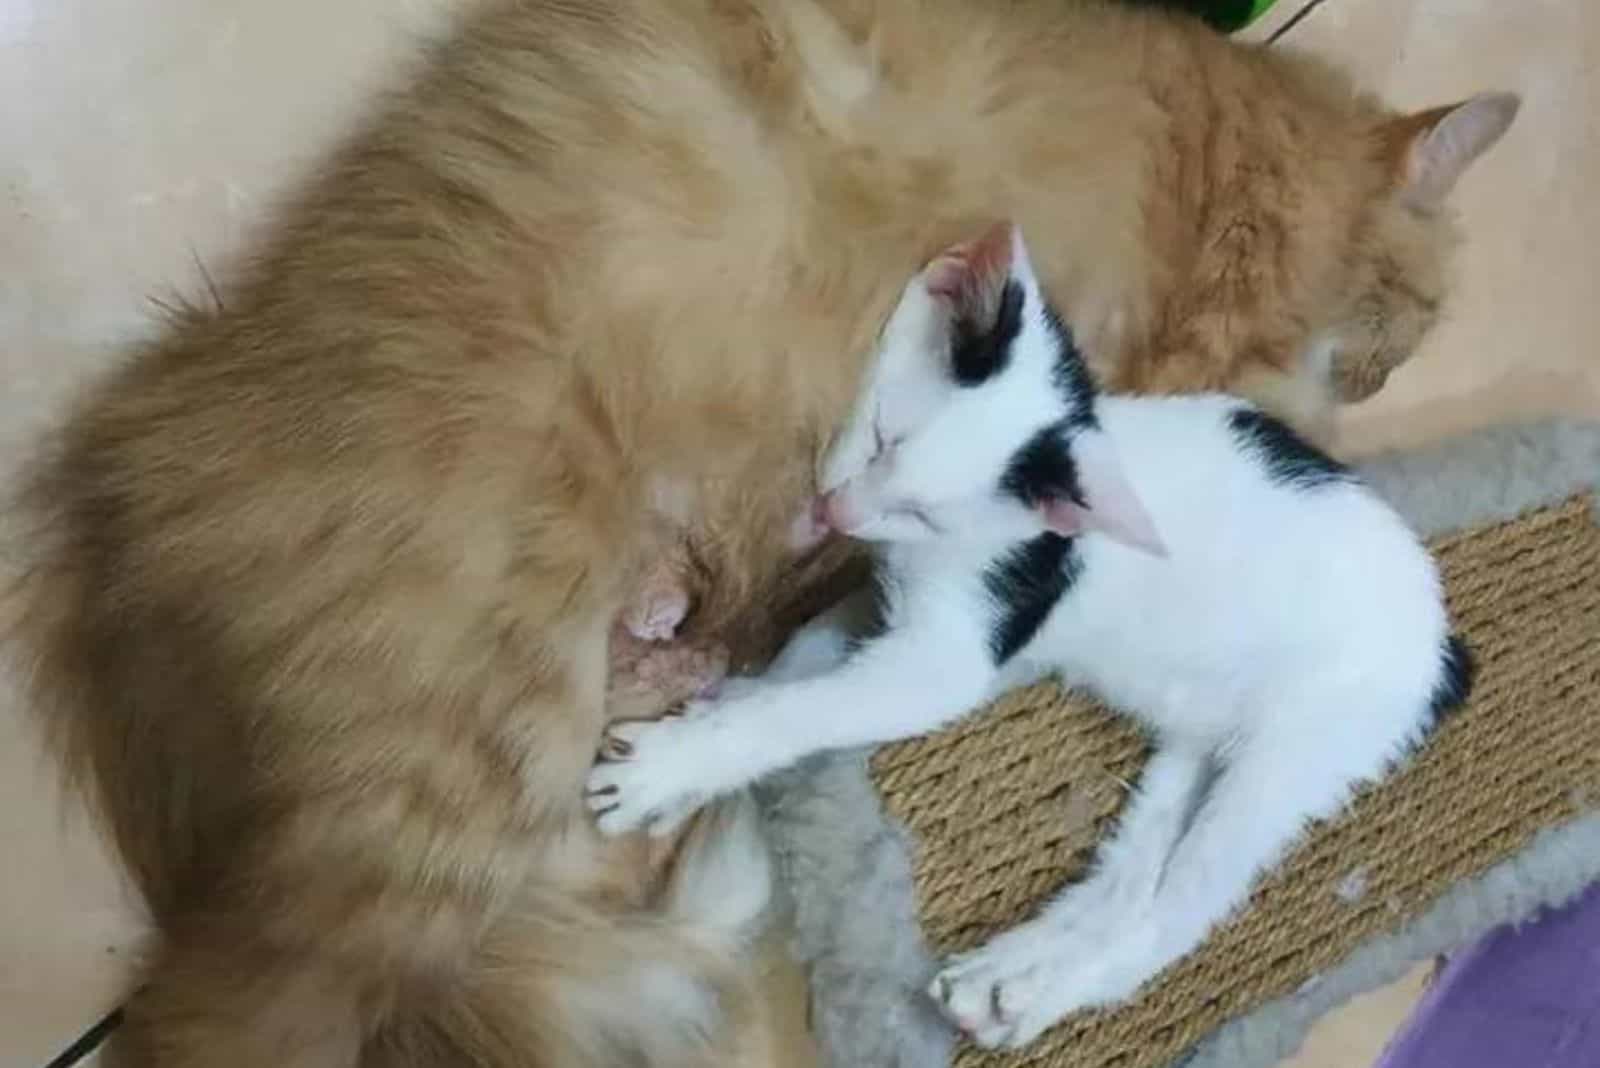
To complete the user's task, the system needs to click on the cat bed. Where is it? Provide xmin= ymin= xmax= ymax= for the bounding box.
xmin=763 ymin=419 xmax=1600 ymax=1068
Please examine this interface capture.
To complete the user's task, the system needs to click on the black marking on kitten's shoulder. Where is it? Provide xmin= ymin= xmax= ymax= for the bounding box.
xmin=1424 ymin=634 xmax=1475 ymax=732
xmin=983 ymin=534 xmax=1082 ymax=664
xmin=1001 ymin=425 xmax=1084 ymax=509
xmin=1227 ymin=407 xmax=1351 ymax=490
xmin=951 ymin=279 xmax=1025 ymax=387
xmin=1040 ymin=301 xmax=1099 ymax=431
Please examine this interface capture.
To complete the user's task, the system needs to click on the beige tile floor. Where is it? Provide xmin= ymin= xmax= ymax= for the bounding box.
xmin=1 ymin=1 xmax=1594 ymax=1065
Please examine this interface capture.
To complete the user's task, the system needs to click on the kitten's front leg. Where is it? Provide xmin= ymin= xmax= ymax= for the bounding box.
xmin=586 ymin=607 xmax=990 ymax=836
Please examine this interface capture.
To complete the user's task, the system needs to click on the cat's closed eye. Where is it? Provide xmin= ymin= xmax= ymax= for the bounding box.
xmin=886 ymin=501 xmax=940 ymax=533
xmin=871 ymin=418 xmax=905 ymax=460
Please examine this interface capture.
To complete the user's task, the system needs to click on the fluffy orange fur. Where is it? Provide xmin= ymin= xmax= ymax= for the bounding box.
xmin=6 ymin=1 xmax=1514 ymax=1065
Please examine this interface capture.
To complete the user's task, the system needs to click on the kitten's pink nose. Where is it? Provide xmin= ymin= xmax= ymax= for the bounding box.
xmin=787 ymin=500 xmax=831 ymax=553
xmin=815 ymin=490 xmax=856 ymax=533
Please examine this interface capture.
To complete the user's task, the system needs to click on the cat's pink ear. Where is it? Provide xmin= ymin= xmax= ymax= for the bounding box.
xmin=923 ymin=222 xmax=1015 ymax=325
xmin=1384 ymin=92 xmax=1519 ymax=206
xmin=1040 ymin=431 xmax=1167 ymax=557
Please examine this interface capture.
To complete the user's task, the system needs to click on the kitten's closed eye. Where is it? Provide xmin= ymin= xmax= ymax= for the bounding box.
xmin=887 ymin=501 xmax=940 ymax=534
xmin=871 ymin=420 xmax=905 ymax=461
xmin=870 ymin=400 xmax=912 ymax=461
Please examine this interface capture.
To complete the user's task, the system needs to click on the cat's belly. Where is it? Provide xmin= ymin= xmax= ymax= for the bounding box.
xmin=1047 ymin=651 xmax=1251 ymax=745
xmin=1022 ymin=580 xmax=1285 ymax=744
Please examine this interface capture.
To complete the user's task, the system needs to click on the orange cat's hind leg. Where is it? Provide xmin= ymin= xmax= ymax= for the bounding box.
xmin=108 ymin=933 xmax=365 ymax=1068
xmin=608 ymin=626 xmax=730 ymax=717
xmin=609 ymin=541 xmax=729 ymax=716
xmin=620 ymin=554 xmax=694 ymax=643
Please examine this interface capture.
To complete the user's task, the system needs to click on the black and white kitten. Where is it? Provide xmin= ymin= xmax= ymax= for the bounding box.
xmin=585 ymin=224 xmax=1471 ymax=1049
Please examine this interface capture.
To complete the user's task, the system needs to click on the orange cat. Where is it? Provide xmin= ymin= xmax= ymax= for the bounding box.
xmin=7 ymin=1 xmax=1514 ymax=1066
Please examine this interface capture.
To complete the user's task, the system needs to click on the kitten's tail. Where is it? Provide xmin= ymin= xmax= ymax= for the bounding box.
xmin=377 ymin=794 xmax=779 ymax=1068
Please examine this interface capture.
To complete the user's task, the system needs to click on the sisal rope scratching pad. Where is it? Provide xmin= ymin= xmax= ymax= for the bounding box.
xmin=867 ymin=493 xmax=1600 ymax=1068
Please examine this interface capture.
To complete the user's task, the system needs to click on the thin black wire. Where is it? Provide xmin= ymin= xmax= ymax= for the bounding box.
xmin=41 ymin=1005 xmax=122 ymax=1068
xmin=1266 ymin=0 xmax=1331 ymax=44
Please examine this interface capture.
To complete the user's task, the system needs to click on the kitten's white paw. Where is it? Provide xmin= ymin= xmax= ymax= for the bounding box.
xmin=585 ymin=717 xmax=712 ymax=836
xmin=933 ymin=920 xmax=1166 ymax=1048
xmin=931 ymin=933 xmax=1068 ymax=1050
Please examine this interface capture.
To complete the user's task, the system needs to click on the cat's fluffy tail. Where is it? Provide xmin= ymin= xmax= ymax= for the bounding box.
xmin=375 ymin=793 xmax=778 ymax=1068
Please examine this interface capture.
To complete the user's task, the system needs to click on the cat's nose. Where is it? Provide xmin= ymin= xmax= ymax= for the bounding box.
xmin=786 ymin=502 xmax=830 ymax=553
xmin=812 ymin=494 xmax=831 ymax=530
xmin=816 ymin=490 xmax=857 ymax=533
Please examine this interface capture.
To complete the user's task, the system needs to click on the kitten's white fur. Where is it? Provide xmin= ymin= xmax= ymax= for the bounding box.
xmin=586 ymin=229 xmax=1454 ymax=1049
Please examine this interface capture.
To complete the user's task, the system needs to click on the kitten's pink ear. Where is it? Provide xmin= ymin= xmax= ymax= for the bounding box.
xmin=923 ymin=221 xmax=1015 ymax=326
xmin=1384 ymin=92 xmax=1519 ymax=206
xmin=1040 ymin=432 xmax=1167 ymax=557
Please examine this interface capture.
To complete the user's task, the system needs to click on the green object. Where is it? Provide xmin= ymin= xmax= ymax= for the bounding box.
xmin=1122 ymin=0 xmax=1280 ymax=33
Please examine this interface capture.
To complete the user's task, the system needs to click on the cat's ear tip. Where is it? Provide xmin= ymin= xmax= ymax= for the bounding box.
xmin=966 ymin=220 xmax=1016 ymax=271
xmin=1455 ymin=90 xmax=1521 ymax=137
xmin=1132 ymin=530 xmax=1171 ymax=559
xmin=924 ymin=221 xmax=1017 ymax=299
xmin=1387 ymin=89 xmax=1520 ymax=204
xmin=1477 ymin=91 xmax=1522 ymax=133
xmin=923 ymin=255 xmax=968 ymax=301
xmin=1472 ymin=89 xmax=1521 ymax=113
xmin=978 ymin=218 xmax=1017 ymax=244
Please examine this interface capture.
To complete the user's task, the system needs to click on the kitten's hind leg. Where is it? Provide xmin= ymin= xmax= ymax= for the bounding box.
xmin=932 ymin=743 xmax=1208 ymax=1048
xmin=951 ymin=732 xmax=1372 ymax=1047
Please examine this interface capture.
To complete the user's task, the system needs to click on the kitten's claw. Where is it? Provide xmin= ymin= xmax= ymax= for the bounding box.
xmin=586 ymin=716 xmax=714 ymax=836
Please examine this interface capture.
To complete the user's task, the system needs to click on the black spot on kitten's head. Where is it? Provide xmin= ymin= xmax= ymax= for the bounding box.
xmin=1001 ymin=426 xmax=1084 ymax=511
xmin=1227 ymin=407 xmax=1350 ymax=490
xmin=950 ymin=279 xmax=1024 ymax=387
xmin=994 ymin=301 xmax=1102 ymax=511
xmin=1040 ymin=301 xmax=1099 ymax=431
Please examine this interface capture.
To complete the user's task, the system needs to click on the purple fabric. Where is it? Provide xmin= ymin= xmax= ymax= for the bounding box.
xmin=1374 ymin=881 xmax=1600 ymax=1068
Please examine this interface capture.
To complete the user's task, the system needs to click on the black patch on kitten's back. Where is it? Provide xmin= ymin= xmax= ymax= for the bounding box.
xmin=1423 ymin=634 xmax=1475 ymax=732
xmin=951 ymin=280 xmax=1024 ymax=386
xmin=983 ymin=534 xmax=1081 ymax=663
xmin=1227 ymin=407 xmax=1351 ymax=490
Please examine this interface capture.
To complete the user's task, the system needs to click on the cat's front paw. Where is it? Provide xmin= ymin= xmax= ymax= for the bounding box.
xmin=585 ymin=715 xmax=715 ymax=837
xmin=931 ymin=934 xmax=1068 ymax=1050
